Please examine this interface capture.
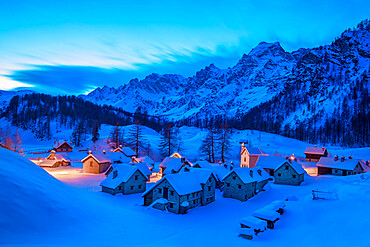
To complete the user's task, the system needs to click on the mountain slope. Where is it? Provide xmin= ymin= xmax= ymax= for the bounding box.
xmin=81 ymin=20 xmax=370 ymax=146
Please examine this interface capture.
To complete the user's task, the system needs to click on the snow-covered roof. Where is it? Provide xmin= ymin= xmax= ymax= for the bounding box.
xmin=133 ymin=162 xmax=152 ymax=176
xmin=53 ymin=141 xmax=72 ymax=149
xmin=252 ymin=208 xmax=280 ymax=221
xmin=136 ymin=156 xmax=155 ymax=166
xmin=47 ymin=152 xmax=70 ymax=161
xmin=193 ymin=160 xmax=213 ymax=169
xmin=37 ymin=160 xmax=59 ymax=167
xmin=81 ymin=153 xmax=110 ymax=164
xmin=100 ymin=164 xmax=147 ymax=189
xmin=275 ymin=160 xmax=305 ymax=174
xmin=143 ymin=169 xmax=213 ymax=196
xmin=239 ymin=216 xmax=267 ymax=230
xmin=255 ymin=156 xmax=287 ymax=169
xmin=105 ymin=152 xmax=132 ymax=163
xmin=242 ymin=147 xmax=267 ymax=156
xmin=304 ymin=146 xmax=327 ymax=155
xmin=316 ymin=157 xmax=367 ymax=171
xmin=113 ymin=147 xmax=137 ymax=157
xmin=222 ymin=167 xmax=271 ymax=184
xmin=160 ymin=157 xmax=191 ymax=174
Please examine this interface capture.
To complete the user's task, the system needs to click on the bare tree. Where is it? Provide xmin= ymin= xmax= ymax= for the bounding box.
xmin=13 ymin=129 xmax=23 ymax=154
xmin=200 ymin=128 xmax=216 ymax=163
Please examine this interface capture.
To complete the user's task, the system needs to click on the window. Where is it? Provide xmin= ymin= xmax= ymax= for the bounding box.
xmin=158 ymin=188 xmax=162 ymax=193
xmin=135 ymin=175 xmax=138 ymax=180
xmin=238 ymin=184 xmax=242 ymax=189
xmin=138 ymin=185 xmax=142 ymax=189
xmin=193 ymin=200 xmax=196 ymax=204
xmin=208 ymin=186 xmax=212 ymax=191
xmin=285 ymin=165 xmax=289 ymax=170
xmin=90 ymin=161 xmax=93 ymax=167
xmin=130 ymin=186 xmax=134 ymax=190
xmin=118 ymin=186 xmax=122 ymax=190
xmin=187 ymin=194 xmax=190 ymax=200
xmin=244 ymin=157 xmax=246 ymax=162
xmin=292 ymin=175 xmax=296 ymax=178
xmin=170 ymin=190 xmax=174 ymax=196
xmin=169 ymin=203 xmax=174 ymax=208
xmin=278 ymin=173 xmax=281 ymax=177
xmin=227 ymin=183 xmax=230 ymax=187
xmin=233 ymin=176 xmax=236 ymax=180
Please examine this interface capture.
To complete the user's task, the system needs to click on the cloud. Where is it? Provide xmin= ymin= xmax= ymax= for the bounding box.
xmin=6 ymin=39 xmax=251 ymax=95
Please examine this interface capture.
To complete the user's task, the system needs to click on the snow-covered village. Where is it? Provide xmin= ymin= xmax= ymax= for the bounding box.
xmin=1 ymin=1 xmax=370 ymax=247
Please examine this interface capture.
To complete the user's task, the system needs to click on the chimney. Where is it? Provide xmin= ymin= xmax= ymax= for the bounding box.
xmin=58 ymin=141 xmax=60 ymax=146
xmin=348 ymin=155 xmax=353 ymax=159
xmin=50 ymin=150 xmax=56 ymax=159
xmin=89 ymin=150 xmax=92 ymax=155
xmin=322 ymin=147 xmax=325 ymax=151
xmin=113 ymin=170 xmax=118 ymax=179
xmin=119 ymin=145 xmax=122 ymax=148
xmin=103 ymin=150 xmax=106 ymax=154
xmin=257 ymin=169 xmax=262 ymax=176
xmin=341 ymin=156 xmax=345 ymax=162
xmin=334 ymin=155 xmax=338 ymax=161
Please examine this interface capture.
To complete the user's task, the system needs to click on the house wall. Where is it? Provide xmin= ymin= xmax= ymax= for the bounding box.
xmin=200 ymin=175 xmax=216 ymax=205
xmin=318 ymin=166 xmax=332 ymax=175
xmin=330 ymin=163 xmax=363 ymax=176
xmin=274 ymin=163 xmax=303 ymax=185
xmin=305 ymin=153 xmax=323 ymax=162
xmin=223 ymin=173 xmax=257 ymax=201
xmin=122 ymin=170 xmax=147 ymax=195
xmin=148 ymin=179 xmax=182 ymax=214
xmin=56 ymin=143 xmax=72 ymax=152
xmin=83 ymin=157 xmax=110 ymax=174
xmin=256 ymin=179 xmax=269 ymax=193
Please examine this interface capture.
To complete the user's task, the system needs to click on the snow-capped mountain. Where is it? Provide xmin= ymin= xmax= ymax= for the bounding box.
xmin=82 ymin=20 xmax=369 ymax=129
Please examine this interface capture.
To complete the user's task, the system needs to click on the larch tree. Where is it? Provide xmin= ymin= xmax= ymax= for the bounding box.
xmin=13 ymin=129 xmax=23 ymax=154
xmin=4 ymin=126 xmax=13 ymax=150
xmin=200 ymin=128 xmax=216 ymax=163
xmin=217 ymin=123 xmax=231 ymax=163
xmin=159 ymin=123 xmax=178 ymax=157
xmin=108 ymin=123 xmax=125 ymax=149
xmin=127 ymin=120 xmax=146 ymax=156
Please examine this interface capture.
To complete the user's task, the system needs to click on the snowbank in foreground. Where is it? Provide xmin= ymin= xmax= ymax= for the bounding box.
xmin=0 ymin=148 xmax=89 ymax=235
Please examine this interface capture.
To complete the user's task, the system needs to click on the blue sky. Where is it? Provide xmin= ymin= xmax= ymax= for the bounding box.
xmin=1 ymin=0 xmax=369 ymax=94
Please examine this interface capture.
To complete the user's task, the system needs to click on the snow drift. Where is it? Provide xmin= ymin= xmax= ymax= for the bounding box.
xmin=0 ymin=147 xmax=89 ymax=236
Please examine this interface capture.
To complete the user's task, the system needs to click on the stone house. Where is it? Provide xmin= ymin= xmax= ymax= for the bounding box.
xmin=142 ymin=169 xmax=216 ymax=214
xmin=240 ymin=143 xmax=268 ymax=168
xmin=46 ymin=150 xmax=71 ymax=166
xmin=304 ymin=146 xmax=328 ymax=162
xmin=133 ymin=155 xmax=155 ymax=171
xmin=274 ymin=159 xmax=305 ymax=185
xmin=82 ymin=151 xmax=111 ymax=174
xmin=317 ymin=156 xmax=369 ymax=176
xmin=254 ymin=155 xmax=287 ymax=176
xmin=112 ymin=145 xmax=137 ymax=158
xmin=193 ymin=161 xmax=229 ymax=188
xmin=100 ymin=164 xmax=148 ymax=195
xmin=222 ymin=167 xmax=270 ymax=202
xmin=53 ymin=141 xmax=73 ymax=152
xmin=159 ymin=156 xmax=192 ymax=177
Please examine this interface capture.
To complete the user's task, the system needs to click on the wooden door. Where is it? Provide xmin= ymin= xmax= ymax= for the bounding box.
xmin=163 ymin=187 xmax=169 ymax=199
